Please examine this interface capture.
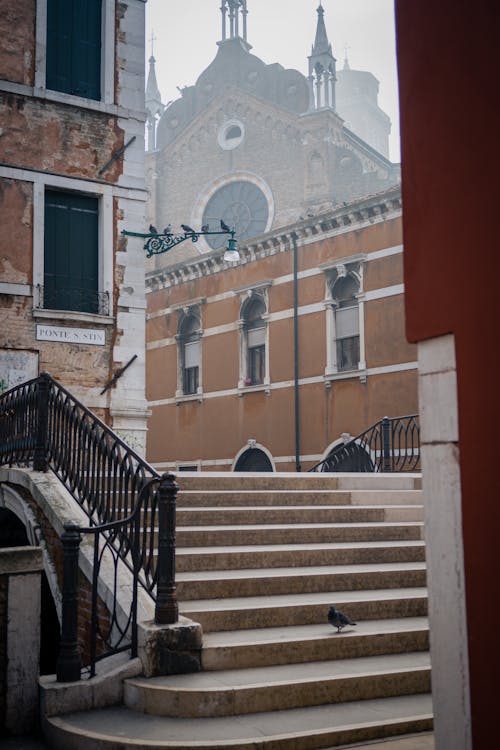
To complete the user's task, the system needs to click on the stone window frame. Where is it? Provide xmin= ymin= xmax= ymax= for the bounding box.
xmin=32 ymin=175 xmax=114 ymax=326
xmin=217 ymin=119 xmax=245 ymax=151
xmin=321 ymin=254 xmax=367 ymax=383
xmin=235 ymin=282 xmax=272 ymax=394
xmin=34 ymin=0 xmax=116 ymax=107
xmin=173 ymin=300 xmax=205 ymax=404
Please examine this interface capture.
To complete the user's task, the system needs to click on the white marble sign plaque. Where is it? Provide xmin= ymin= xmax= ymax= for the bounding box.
xmin=36 ymin=324 xmax=105 ymax=346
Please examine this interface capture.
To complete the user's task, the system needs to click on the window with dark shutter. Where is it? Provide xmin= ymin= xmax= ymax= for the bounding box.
xmin=46 ymin=0 xmax=102 ymax=100
xmin=44 ymin=191 xmax=99 ymax=314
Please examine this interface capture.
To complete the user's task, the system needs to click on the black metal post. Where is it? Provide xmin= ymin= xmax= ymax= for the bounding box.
xmin=33 ymin=373 xmax=49 ymax=471
xmin=381 ymin=416 xmax=392 ymax=472
xmin=155 ymin=473 xmax=179 ymax=624
xmin=56 ymin=523 xmax=82 ymax=682
xmin=292 ymin=233 xmax=301 ymax=472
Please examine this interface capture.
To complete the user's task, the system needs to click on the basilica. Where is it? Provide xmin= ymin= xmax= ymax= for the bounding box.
xmin=145 ymin=1 xmax=399 ymax=271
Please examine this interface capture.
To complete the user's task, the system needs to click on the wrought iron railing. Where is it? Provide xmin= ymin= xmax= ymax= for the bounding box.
xmin=310 ymin=415 xmax=420 ymax=473
xmin=35 ymin=284 xmax=110 ymax=316
xmin=0 ymin=373 xmax=178 ymax=680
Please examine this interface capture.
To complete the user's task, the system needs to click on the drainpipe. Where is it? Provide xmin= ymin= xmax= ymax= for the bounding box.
xmin=292 ymin=232 xmax=301 ymax=472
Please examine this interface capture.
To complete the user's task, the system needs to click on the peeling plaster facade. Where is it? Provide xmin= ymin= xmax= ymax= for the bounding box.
xmin=0 ymin=0 xmax=149 ymax=451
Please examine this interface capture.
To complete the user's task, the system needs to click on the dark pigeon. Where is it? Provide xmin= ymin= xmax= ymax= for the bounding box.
xmin=220 ymin=219 xmax=231 ymax=232
xmin=149 ymin=224 xmax=158 ymax=234
xmin=201 ymin=224 xmax=209 ymax=232
xmin=328 ymin=605 xmax=356 ymax=633
xmin=181 ymin=224 xmax=195 ymax=234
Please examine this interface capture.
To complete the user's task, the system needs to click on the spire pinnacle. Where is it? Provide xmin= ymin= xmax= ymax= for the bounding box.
xmin=146 ymin=46 xmax=161 ymax=104
xmin=220 ymin=1 xmax=248 ymax=43
xmin=308 ymin=2 xmax=337 ymax=112
xmin=312 ymin=2 xmax=331 ymax=56
xmin=343 ymin=45 xmax=351 ymax=70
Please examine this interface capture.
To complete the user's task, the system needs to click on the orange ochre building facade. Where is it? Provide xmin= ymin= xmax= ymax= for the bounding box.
xmin=145 ymin=185 xmax=416 ymax=472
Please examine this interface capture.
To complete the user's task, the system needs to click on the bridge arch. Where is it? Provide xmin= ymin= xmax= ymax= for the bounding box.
xmin=0 ymin=482 xmax=61 ymax=674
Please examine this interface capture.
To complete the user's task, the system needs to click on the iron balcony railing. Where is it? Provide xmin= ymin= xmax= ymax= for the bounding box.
xmin=310 ymin=415 xmax=420 ymax=473
xmin=0 ymin=373 xmax=178 ymax=680
xmin=35 ymin=284 xmax=110 ymax=316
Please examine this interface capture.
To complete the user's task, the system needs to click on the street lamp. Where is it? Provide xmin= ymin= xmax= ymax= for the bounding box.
xmin=121 ymin=223 xmax=240 ymax=263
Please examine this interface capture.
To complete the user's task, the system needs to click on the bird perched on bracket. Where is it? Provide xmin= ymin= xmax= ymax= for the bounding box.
xmin=220 ymin=219 xmax=231 ymax=232
xmin=181 ymin=224 xmax=195 ymax=234
xmin=162 ymin=224 xmax=172 ymax=235
xmin=328 ymin=605 xmax=356 ymax=633
xmin=201 ymin=224 xmax=209 ymax=232
xmin=149 ymin=224 xmax=158 ymax=234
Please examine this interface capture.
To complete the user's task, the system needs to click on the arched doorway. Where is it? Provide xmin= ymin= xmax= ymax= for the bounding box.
xmin=234 ymin=447 xmax=274 ymax=472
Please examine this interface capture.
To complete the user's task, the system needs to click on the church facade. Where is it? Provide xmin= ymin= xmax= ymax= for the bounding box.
xmin=145 ymin=2 xmax=415 ymax=471
xmin=145 ymin=2 xmax=399 ymax=271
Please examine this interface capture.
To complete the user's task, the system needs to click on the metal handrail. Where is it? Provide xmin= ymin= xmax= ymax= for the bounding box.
xmin=310 ymin=414 xmax=420 ymax=473
xmin=0 ymin=373 xmax=178 ymax=680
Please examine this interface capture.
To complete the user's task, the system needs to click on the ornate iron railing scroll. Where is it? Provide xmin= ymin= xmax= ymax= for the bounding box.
xmin=310 ymin=415 xmax=420 ymax=473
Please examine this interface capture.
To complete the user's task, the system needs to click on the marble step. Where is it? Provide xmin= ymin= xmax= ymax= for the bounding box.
xmin=174 ymin=471 xmax=421 ymax=492
xmin=176 ymin=489 xmax=423 ymax=507
xmin=124 ymin=652 xmax=431 ymax=717
xmin=174 ymin=521 xmax=424 ymax=547
xmin=176 ymin=562 xmax=427 ymax=600
xmin=180 ymin=587 xmax=428 ymax=632
xmin=44 ymin=693 xmax=432 ymax=749
xmin=200 ymin=618 xmax=429 ymax=671
xmin=176 ymin=540 xmax=426 ymax=572
xmin=175 ymin=505 xmax=423 ymax=526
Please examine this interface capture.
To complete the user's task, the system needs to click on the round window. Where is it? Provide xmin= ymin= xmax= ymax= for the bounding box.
xmin=218 ymin=119 xmax=245 ymax=151
xmin=202 ymin=181 xmax=270 ymax=250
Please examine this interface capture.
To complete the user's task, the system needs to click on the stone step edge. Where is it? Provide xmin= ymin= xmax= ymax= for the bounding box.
xmin=124 ymin=665 xmax=431 ymax=718
xmin=176 ymin=540 xmax=426 ymax=553
xmin=126 ymin=663 xmax=431 ymax=697
xmin=44 ymin=706 xmax=433 ymax=750
xmin=181 ymin=587 xmax=428 ymax=606
xmin=201 ymin=619 xmax=429 ymax=647
xmin=176 ymin=561 xmax=426 ymax=583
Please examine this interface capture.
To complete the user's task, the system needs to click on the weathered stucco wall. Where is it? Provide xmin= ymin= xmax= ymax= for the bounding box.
xmin=146 ymin=194 xmax=417 ymax=470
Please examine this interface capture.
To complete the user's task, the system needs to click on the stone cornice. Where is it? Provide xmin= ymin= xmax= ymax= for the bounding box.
xmin=145 ymin=184 xmax=402 ymax=293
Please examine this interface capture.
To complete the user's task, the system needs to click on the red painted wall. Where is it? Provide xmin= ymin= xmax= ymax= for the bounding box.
xmin=395 ymin=2 xmax=500 ymax=744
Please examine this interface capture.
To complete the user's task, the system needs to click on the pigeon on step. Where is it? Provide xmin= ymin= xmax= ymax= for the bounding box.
xmin=328 ymin=606 xmax=356 ymax=633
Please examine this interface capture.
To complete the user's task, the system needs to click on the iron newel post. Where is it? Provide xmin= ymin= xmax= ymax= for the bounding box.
xmin=155 ymin=473 xmax=179 ymax=624
xmin=56 ymin=522 xmax=82 ymax=682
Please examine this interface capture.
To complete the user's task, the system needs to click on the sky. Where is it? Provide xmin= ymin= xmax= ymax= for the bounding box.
xmin=145 ymin=0 xmax=401 ymax=162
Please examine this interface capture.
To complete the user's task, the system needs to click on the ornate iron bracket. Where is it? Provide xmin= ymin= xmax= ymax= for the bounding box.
xmin=121 ymin=228 xmax=237 ymax=258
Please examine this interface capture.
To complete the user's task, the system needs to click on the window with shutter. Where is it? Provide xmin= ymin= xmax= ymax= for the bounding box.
xmin=46 ymin=0 xmax=102 ymax=100
xmin=179 ymin=314 xmax=201 ymax=396
xmin=241 ymin=293 xmax=268 ymax=386
xmin=331 ymin=273 xmax=361 ymax=373
xmin=44 ymin=190 xmax=99 ymax=313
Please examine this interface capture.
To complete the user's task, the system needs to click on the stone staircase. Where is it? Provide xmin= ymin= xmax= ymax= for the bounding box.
xmin=44 ymin=472 xmax=433 ymax=749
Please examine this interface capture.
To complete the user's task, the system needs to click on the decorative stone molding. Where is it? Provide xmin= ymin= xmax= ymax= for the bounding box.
xmin=146 ymin=187 xmax=402 ymax=293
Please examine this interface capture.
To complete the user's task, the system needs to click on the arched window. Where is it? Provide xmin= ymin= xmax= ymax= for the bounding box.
xmin=332 ymin=273 xmax=360 ymax=372
xmin=239 ymin=292 xmax=268 ymax=388
xmin=324 ymin=260 xmax=365 ymax=379
xmin=177 ymin=312 xmax=201 ymax=396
